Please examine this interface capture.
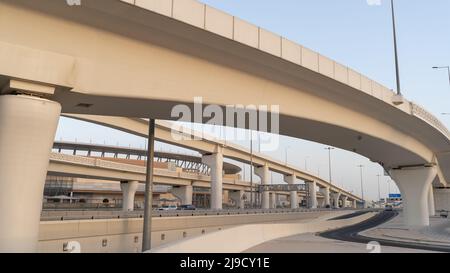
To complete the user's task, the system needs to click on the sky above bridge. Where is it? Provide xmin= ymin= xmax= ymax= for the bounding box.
xmin=56 ymin=0 xmax=450 ymax=202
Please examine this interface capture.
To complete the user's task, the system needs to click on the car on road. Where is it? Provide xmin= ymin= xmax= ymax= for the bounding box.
xmin=158 ymin=205 xmax=178 ymax=211
xmin=177 ymin=205 xmax=196 ymax=210
xmin=384 ymin=205 xmax=393 ymax=211
xmin=440 ymin=210 xmax=448 ymax=218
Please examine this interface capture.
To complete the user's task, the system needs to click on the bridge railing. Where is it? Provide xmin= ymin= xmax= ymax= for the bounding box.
xmin=410 ymin=103 xmax=450 ymax=140
xmin=123 ymin=0 xmax=398 ymax=105
xmin=40 ymin=207 xmax=352 ymax=222
xmin=50 ymin=153 xmax=146 ymax=173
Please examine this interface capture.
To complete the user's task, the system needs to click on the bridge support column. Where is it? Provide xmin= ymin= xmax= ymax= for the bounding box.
xmin=319 ymin=187 xmax=331 ymax=207
xmin=434 ymin=188 xmax=450 ymax=212
xmin=341 ymin=196 xmax=348 ymax=208
xmin=353 ymin=200 xmax=357 ymax=209
xmin=390 ymin=167 xmax=437 ymax=227
xmin=255 ymin=164 xmax=270 ymax=209
xmin=306 ymin=181 xmax=317 ymax=209
xmin=230 ymin=190 xmax=245 ymax=209
xmin=120 ymin=181 xmax=139 ymax=212
xmin=331 ymin=192 xmax=341 ymax=208
xmin=269 ymin=193 xmax=277 ymax=209
xmin=171 ymin=185 xmax=193 ymax=206
xmin=202 ymin=147 xmax=224 ymax=210
xmin=284 ymin=175 xmax=298 ymax=209
xmin=0 ymin=95 xmax=61 ymax=252
xmin=428 ymin=185 xmax=436 ymax=217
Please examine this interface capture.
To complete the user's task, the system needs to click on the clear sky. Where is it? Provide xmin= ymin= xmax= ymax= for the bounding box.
xmin=55 ymin=0 xmax=450 ymax=202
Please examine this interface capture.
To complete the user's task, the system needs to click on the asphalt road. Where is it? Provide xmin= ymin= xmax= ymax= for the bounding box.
xmin=320 ymin=210 xmax=450 ymax=253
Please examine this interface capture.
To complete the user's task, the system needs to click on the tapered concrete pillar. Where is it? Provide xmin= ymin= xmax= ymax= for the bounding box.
xmin=120 ymin=181 xmax=139 ymax=212
xmin=341 ymin=196 xmax=348 ymax=208
xmin=284 ymin=175 xmax=298 ymax=209
xmin=306 ymin=181 xmax=317 ymax=209
xmin=390 ymin=167 xmax=437 ymax=227
xmin=202 ymin=146 xmax=223 ymax=210
xmin=319 ymin=187 xmax=331 ymax=207
xmin=353 ymin=200 xmax=357 ymax=209
xmin=331 ymin=192 xmax=341 ymax=208
xmin=269 ymin=193 xmax=277 ymax=209
xmin=428 ymin=185 xmax=436 ymax=217
xmin=276 ymin=194 xmax=283 ymax=207
xmin=255 ymin=164 xmax=270 ymax=209
xmin=230 ymin=190 xmax=245 ymax=209
xmin=0 ymin=95 xmax=61 ymax=252
xmin=171 ymin=185 xmax=193 ymax=206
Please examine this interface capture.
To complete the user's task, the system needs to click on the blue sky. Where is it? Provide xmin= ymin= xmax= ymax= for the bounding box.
xmin=56 ymin=0 xmax=450 ymax=202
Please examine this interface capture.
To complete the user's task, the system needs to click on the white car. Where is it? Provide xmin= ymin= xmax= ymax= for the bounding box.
xmin=158 ymin=205 xmax=178 ymax=211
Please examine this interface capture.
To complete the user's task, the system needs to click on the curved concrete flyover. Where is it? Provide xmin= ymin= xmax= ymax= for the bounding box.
xmin=0 ymin=0 xmax=447 ymax=174
xmin=64 ymin=115 xmax=360 ymax=202
xmin=0 ymin=0 xmax=449 ymax=252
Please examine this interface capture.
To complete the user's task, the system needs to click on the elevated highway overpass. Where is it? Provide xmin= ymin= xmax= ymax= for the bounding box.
xmin=0 ymin=0 xmax=449 ymax=252
xmin=52 ymin=140 xmax=243 ymax=176
xmin=60 ymin=118 xmax=361 ymax=205
xmin=47 ymin=143 xmax=359 ymax=210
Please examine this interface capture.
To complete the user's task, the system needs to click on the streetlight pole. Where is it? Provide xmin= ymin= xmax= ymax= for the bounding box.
xmin=433 ymin=66 xmax=450 ymax=86
xmin=391 ymin=0 xmax=402 ymax=96
xmin=285 ymin=146 xmax=290 ymax=165
xmin=325 ymin=147 xmax=334 ymax=185
xmin=250 ymin=131 xmax=254 ymax=208
xmin=357 ymin=165 xmax=365 ymax=206
xmin=387 ymin=179 xmax=391 ymax=204
xmin=304 ymin=156 xmax=309 ymax=171
xmin=142 ymin=119 xmax=156 ymax=252
xmin=376 ymin=174 xmax=382 ymax=205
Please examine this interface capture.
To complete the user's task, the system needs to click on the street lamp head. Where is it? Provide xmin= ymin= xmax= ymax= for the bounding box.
xmin=433 ymin=66 xmax=450 ymax=69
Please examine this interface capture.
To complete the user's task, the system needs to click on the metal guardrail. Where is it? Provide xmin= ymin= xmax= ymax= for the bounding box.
xmin=40 ymin=208 xmax=355 ymax=222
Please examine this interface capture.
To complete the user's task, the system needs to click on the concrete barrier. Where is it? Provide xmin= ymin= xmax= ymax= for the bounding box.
xmin=38 ymin=210 xmax=334 ymax=252
xmin=150 ymin=211 xmax=375 ymax=253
